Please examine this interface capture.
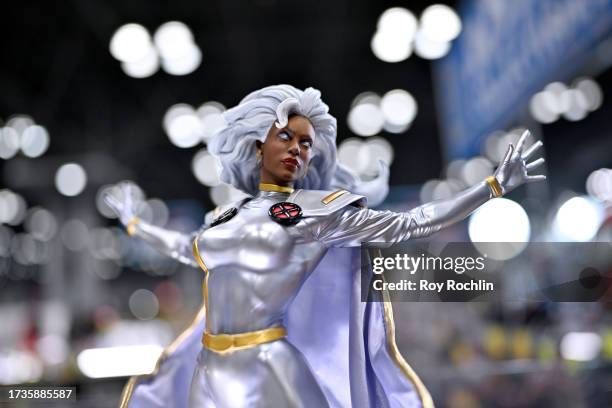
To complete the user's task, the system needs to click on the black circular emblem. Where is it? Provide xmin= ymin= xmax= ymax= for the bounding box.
xmin=210 ymin=207 xmax=238 ymax=227
xmin=268 ymin=202 xmax=303 ymax=226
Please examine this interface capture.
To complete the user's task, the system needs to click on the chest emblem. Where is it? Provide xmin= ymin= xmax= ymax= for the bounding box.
xmin=268 ymin=202 xmax=303 ymax=226
xmin=210 ymin=207 xmax=238 ymax=227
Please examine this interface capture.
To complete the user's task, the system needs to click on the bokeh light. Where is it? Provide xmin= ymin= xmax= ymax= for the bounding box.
xmin=192 ymin=148 xmax=222 ymax=186
xmin=154 ymin=21 xmax=195 ymax=61
xmin=420 ymin=179 xmax=440 ymax=203
xmin=419 ymin=4 xmax=462 ymax=43
xmin=338 ymin=138 xmax=368 ymax=174
xmin=553 ymin=196 xmax=603 ymax=241
xmin=347 ymin=101 xmax=385 ymax=136
xmin=530 ymin=78 xmax=603 ymax=124
xmin=371 ymin=8 xmax=417 ymax=63
xmin=0 ymin=351 xmax=43 ymax=384
xmin=55 ymin=163 xmax=87 ymax=197
xmin=20 ymin=125 xmax=50 ymax=158
xmin=469 ymin=198 xmax=531 ymax=260
xmin=121 ymin=47 xmax=159 ymax=78
xmin=161 ymin=44 xmax=202 ymax=76
xmin=129 ymin=289 xmax=160 ymax=320
xmin=461 ymin=157 xmax=493 ymax=186
xmin=573 ymin=77 xmax=603 ymax=111
xmin=96 ymin=185 xmax=119 ymax=219
xmin=586 ymin=168 xmax=612 ymax=202
xmin=88 ymin=228 xmax=121 ymax=262
xmin=154 ymin=21 xmax=202 ymax=76
xmin=163 ymin=104 xmax=202 ymax=148
xmin=560 ymin=332 xmax=602 ymax=361
xmin=377 ymin=7 xmax=418 ymax=39
xmin=338 ymin=137 xmax=395 ymax=178
xmin=146 ymin=198 xmax=170 ymax=227
xmin=60 ymin=219 xmax=89 ymax=251
xmin=0 ymin=127 xmax=20 ymax=159
xmin=36 ymin=335 xmax=69 ymax=366
xmin=362 ymin=137 xmax=394 ymax=176
xmin=529 ymin=92 xmax=559 ymax=124
xmin=210 ymin=183 xmax=250 ymax=206
xmin=0 ymin=190 xmax=27 ymax=226
xmin=24 ymin=207 xmax=57 ymax=241
xmin=349 ymin=89 xmax=417 ymax=136
xmin=197 ymin=102 xmax=227 ymax=142
xmin=371 ymin=31 xmax=413 ymax=63
xmin=6 ymin=115 xmax=34 ymax=134
xmin=414 ymin=30 xmax=452 ymax=60
xmin=109 ymin=23 xmax=153 ymax=63
xmin=380 ymin=89 xmax=418 ymax=129
xmin=77 ymin=345 xmax=163 ymax=378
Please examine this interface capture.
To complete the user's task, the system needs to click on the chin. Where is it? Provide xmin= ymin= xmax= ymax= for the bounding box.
xmin=277 ymin=171 xmax=299 ymax=183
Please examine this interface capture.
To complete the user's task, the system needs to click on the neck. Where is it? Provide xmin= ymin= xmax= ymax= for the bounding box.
xmin=258 ymin=182 xmax=294 ymax=194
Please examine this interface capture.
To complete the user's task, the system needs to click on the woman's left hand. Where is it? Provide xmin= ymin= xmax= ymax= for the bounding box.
xmin=494 ymin=130 xmax=546 ymax=195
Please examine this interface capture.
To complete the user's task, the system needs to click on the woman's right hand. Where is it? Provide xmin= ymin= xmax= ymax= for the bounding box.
xmin=103 ymin=182 xmax=138 ymax=226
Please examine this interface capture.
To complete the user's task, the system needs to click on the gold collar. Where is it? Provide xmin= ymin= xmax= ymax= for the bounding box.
xmin=258 ymin=183 xmax=294 ymax=194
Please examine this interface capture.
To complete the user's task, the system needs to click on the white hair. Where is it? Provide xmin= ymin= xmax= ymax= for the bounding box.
xmin=208 ymin=85 xmax=389 ymax=206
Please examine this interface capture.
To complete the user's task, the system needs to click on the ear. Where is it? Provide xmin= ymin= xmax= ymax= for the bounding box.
xmin=255 ymin=140 xmax=264 ymax=153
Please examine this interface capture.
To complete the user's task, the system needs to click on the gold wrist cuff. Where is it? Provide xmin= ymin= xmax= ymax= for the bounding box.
xmin=203 ymin=327 xmax=287 ymax=353
xmin=126 ymin=217 xmax=140 ymax=236
xmin=486 ymin=176 xmax=503 ymax=198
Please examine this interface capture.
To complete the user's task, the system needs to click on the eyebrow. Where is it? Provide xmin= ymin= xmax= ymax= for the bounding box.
xmin=282 ymin=127 xmax=295 ymax=136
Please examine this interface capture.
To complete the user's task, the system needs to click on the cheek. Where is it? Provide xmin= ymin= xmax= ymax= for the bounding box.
xmin=302 ymin=150 xmax=313 ymax=163
xmin=302 ymin=152 xmax=313 ymax=173
xmin=263 ymin=144 xmax=281 ymax=162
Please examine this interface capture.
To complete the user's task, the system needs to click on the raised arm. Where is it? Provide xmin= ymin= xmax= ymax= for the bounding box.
xmin=308 ymin=130 xmax=545 ymax=247
xmin=104 ymin=183 xmax=203 ymax=267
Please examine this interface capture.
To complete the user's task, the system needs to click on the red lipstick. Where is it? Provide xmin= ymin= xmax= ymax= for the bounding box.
xmin=281 ymin=158 xmax=300 ymax=170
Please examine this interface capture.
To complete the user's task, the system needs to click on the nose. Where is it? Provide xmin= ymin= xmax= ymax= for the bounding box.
xmin=288 ymin=140 xmax=300 ymax=156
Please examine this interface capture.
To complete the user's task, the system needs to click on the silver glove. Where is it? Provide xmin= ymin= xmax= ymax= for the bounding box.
xmin=104 ymin=182 xmax=199 ymax=267
xmin=494 ymin=130 xmax=546 ymax=195
xmin=103 ymin=182 xmax=138 ymax=226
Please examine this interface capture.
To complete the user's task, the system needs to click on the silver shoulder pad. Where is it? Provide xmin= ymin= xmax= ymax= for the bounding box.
xmin=288 ymin=189 xmax=366 ymax=217
xmin=204 ymin=196 xmax=253 ymax=225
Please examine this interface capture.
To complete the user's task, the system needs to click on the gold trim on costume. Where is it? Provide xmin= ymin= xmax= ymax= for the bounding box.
xmin=203 ymin=327 xmax=287 ymax=353
xmin=119 ymin=304 xmax=207 ymax=408
xmin=192 ymin=239 xmax=209 ymax=274
xmin=381 ymin=298 xmax=435 ymax=408
xmin=321 ymin=189 xmax=347 ymax=204
xmin=258 ymin=183 xmax=294 ymax=193
xmin=126 ymin=217 xmax=140 ymax=237
xmin=374 ymin=248 xmax=434 ymax=408
xmin=121 ymin=233 xmax=213 ymax=407
xmin=193 ymin=237 xmax=210 ymax=333
xmin=485 ymin=176 xmax=503 ymax=198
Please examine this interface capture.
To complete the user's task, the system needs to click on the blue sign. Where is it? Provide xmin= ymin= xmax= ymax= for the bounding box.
xmin=435 ymin=0 xmax=612 ymax=159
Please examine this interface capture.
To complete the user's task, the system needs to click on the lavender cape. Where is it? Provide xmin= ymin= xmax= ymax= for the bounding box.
xmin=119 ymin=247 xmax=433 ymax=408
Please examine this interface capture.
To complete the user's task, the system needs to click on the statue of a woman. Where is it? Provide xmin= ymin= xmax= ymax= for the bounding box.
xmin=107 ymin=85 xmax=545 ymax=408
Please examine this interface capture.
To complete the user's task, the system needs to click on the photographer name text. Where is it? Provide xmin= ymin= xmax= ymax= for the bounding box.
xmin=373 ymin=279 xmax=494 ymax=292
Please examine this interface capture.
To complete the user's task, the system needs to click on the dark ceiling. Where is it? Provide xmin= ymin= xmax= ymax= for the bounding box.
xmin=0 ymin=0 xmax=457 ymax=205
xmin=1 ymin=0 xmax=610 ymax=209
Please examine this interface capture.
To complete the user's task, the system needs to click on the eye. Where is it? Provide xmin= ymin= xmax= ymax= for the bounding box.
xmin=301 ymin=140 xmax=313 ymax=149
xmin=278 ymin=132 xmax=290 ymax=141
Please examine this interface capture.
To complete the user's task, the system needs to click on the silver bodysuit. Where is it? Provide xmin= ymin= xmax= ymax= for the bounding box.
xmin=131 ymin=183 xmax=492 ymax=407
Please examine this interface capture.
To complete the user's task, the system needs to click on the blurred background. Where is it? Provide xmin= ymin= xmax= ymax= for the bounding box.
xmin=1 ymin=0 xmax=611 ymax=406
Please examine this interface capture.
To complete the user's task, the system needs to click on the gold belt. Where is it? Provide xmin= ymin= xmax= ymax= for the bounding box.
xmin=203 ymin=327 xmax=287 ymax=353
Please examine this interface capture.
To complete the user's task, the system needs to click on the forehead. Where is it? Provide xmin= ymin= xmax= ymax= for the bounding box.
xmin=286 ymin=115 xmax=315 ymax=137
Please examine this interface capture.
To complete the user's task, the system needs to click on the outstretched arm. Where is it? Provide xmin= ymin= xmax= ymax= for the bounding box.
xmin=308 ymin=130 xmax=545 ymax=246
xmin=104 ymin=183 xmax=203 ymax=268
